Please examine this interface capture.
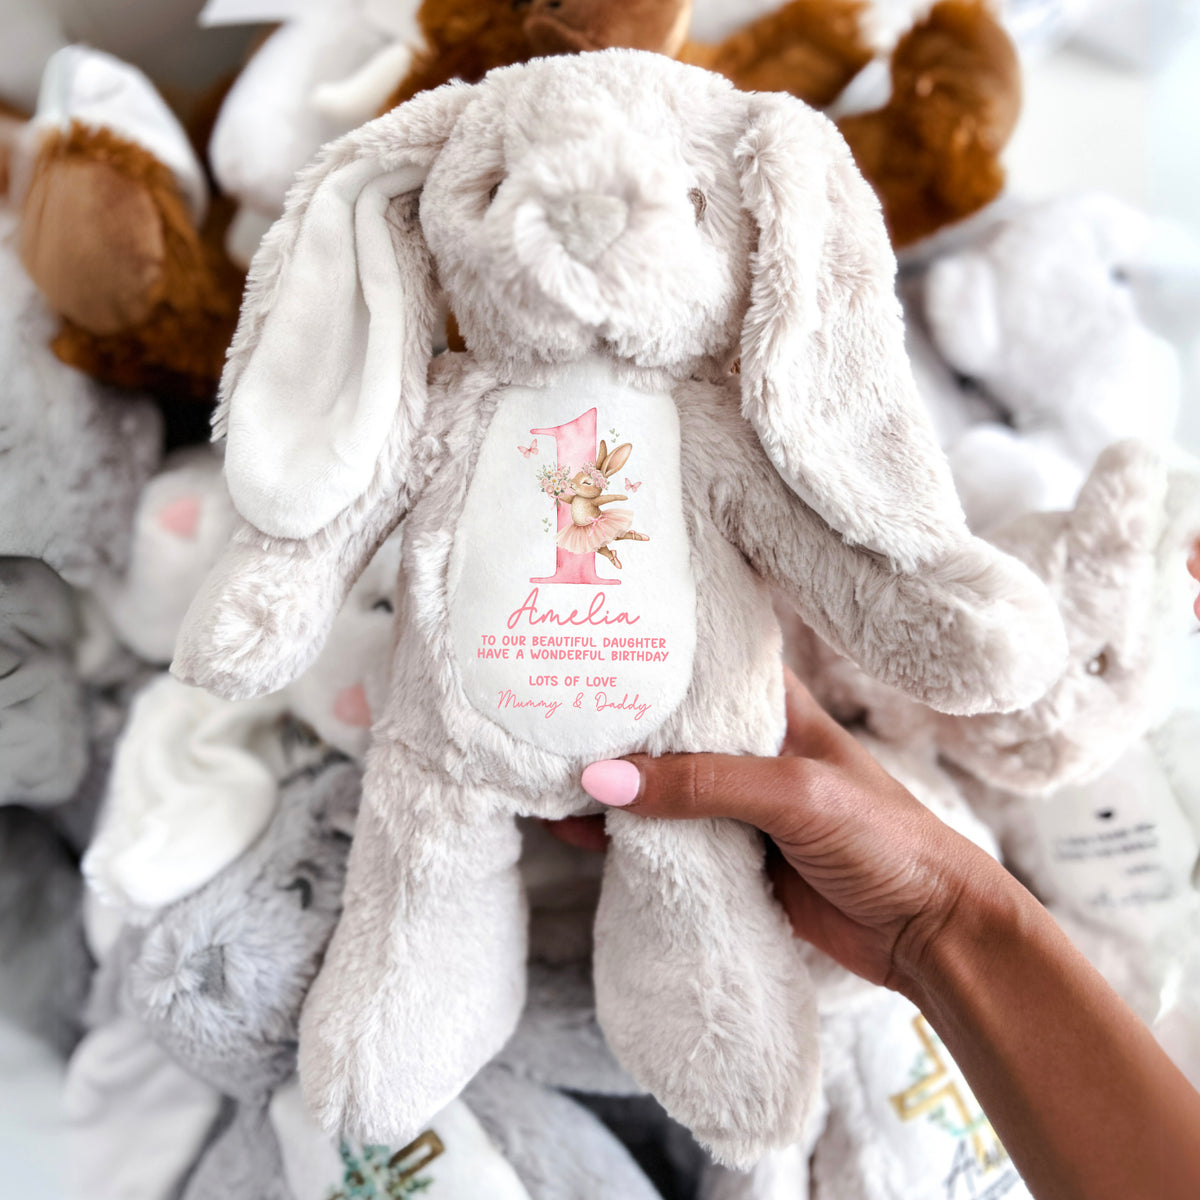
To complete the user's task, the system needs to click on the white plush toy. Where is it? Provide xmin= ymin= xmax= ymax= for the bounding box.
xmin=84 ymin=526 xmax=402 ymax=929
xmin=174 ymin=51 xmax=1067 ymax=1164
xmin=0 ymin=208 xmax=162 ymax=589
xmin=202 ymin=0 xmax=423 ymax=265
xmin=920 ymin=195 xmax=1182 ymax=532
xmin=934 ymin=442 xmax=1200 ymax=1080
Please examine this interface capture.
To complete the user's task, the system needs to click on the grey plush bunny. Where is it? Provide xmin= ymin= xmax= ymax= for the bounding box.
xmin=118 ymin=754 xmax=361 ymax=1200
xmin=173 ymin=50 xmax=1067 ymax=1163
xmin=0 ymin=557 xmax=88 ymax=808
xmin=0 ymin=216 xmax=161 ymax=589
xmin=120 ymin=760 xmax=665 ymax=1200
xmin=0 ymin=805 xmax=91 ymax=1055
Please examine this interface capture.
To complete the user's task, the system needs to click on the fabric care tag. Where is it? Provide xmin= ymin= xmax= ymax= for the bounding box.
xmin=447 ymin=359 xmax=697 ymax=758
xmin=270 ymin=1080 xmax=532 ymax=1200
xmin=1031 ymin=741 xmax=1199 ymax=939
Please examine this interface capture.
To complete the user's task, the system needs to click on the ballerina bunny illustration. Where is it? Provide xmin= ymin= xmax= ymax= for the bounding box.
xmin=555 ymin=440 xmax=649 ymax=569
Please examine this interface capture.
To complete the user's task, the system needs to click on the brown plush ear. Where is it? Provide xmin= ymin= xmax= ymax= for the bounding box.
xmin=735 ymin=90 xmax=967 ymax=575
xmin=20 ymin=127 xmax=166 ymax=334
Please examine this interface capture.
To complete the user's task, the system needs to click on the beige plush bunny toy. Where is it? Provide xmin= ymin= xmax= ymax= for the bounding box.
xmin=174 ymin=51 xmax=1066 ymax=1166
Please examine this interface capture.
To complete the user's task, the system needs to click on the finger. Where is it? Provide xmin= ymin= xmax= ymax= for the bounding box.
xmin=580 ymin=750 xmax=823 ymax=842
xmin=541 ymin=815 xmax=609 ymax=853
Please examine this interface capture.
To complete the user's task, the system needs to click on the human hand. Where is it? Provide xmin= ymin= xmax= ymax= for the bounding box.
xmin=575 ymin=668 xmax=1007 ymax=992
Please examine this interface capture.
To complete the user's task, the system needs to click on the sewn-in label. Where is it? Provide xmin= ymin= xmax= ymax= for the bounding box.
xmin=1031 ymin=741 xmax=1198 ymax=937
xmin=447 ymin=359 xmax=697 ymax=758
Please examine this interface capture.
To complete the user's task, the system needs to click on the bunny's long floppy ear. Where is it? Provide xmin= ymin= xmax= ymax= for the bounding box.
xmin=736 ymin=93 xmax=967 ymax=575
xmin=216 ymin=83 xmax=474 ymax=541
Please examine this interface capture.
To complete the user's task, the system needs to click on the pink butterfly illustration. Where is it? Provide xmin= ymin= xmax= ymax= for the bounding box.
xmin=625 ymin=478 xmax=642 ymax=493
xmin=518 ymin=439 xmax=539 ymax=458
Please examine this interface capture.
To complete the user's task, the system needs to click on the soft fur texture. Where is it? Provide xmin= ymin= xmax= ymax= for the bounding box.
xmin=0 ymin=213 xmax=162 ymax=588
xmin=0 ymin=806 xmax=91 ymax=1055
xmin=174 ymin=52 xmax=1064 ymax=1165
xmin=113 ymin=763 xmax=663 ymax=1200
xmin=115 ymin=755 xmax=360 ymax=1200
xmin=922 ymin=195 xmax=1182 ymax=532
xmin=0 ymin=557 xmax=88 ymax=807
xmin=85 ymin=533 xmax=401 ymax=923
xmin=20 ymin=52 xmax=242 ymax=401
xmin=936 ymin=441 xmax=1198 ymax=792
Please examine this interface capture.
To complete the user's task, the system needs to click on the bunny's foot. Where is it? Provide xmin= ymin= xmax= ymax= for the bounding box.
xmin=616 ymin=530 xmax=650 ymax=542
xmin=298 ymin=755 xmax=526 ymax=1145
xmin=595 ymin=813 xmax=820 ymax=1168
xmin=598 ymin=546 xmax=622 ymax=570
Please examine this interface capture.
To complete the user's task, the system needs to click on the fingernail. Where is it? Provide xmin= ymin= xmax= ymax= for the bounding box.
xmin=581 ymin=759 xmax=641 ymax=807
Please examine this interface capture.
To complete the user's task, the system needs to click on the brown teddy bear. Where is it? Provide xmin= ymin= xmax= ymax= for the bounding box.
xmin=14 ymin=48 xmax=243 ymax=406
xmin=836 ymin=0 xmax=1021 ymax=246
xmin=384 ymin=0 xmax=1019 ymax=248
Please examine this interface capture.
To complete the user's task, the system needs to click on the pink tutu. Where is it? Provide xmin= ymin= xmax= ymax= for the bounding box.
xmin=555 ymin=508 xmax=634 ymax=554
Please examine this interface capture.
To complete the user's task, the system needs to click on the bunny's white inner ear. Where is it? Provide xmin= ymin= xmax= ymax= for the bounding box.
xmin=735 ymin=94 xmax=967 ymax=575
xmin=223 ymin=159 xmax=428 ymax=540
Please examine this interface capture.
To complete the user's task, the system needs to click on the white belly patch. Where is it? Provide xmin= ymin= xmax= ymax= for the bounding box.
xmin=446 ymin=360 xmax=698 ymax=757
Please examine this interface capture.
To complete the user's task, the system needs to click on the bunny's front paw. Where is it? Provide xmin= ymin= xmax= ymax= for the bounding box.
xmin=172 ymin=547 xmax=338 ymax=701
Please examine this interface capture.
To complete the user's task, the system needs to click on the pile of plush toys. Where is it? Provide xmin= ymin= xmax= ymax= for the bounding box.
xmin=1 ymin=1 xmax=1197 ymax=1197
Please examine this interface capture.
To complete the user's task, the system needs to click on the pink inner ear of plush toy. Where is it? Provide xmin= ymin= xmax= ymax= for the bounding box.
xmin=157 ymin=495 xmax=202 ymax=539
xmin=333 ymin=683 xmax=372 ymax=728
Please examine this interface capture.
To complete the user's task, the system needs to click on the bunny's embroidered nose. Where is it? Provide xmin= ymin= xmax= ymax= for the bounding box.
xmin=549 ymin=192 xmax=628 ymax=264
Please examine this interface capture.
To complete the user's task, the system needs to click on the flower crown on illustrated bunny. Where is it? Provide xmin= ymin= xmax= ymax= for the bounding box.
xmin=174 ymin=50 xmax=1066 ymax=1166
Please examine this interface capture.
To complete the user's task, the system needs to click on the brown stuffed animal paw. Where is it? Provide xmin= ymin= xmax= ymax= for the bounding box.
xmin=836 ymin=0 xmax=1021 ymax=247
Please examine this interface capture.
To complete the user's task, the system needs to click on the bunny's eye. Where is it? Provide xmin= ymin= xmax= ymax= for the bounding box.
xmin=487 ymin=181 xmax=502 ymax=205
xmin=688 ymin=188 xmax=707 ymax=224
xmin=1085 ymin=650 xmax=1109 ymax=677
xmin=372 ymin=597 xmax=394 ymax=614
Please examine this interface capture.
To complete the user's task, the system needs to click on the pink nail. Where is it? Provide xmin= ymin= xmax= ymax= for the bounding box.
xmin=581 ymin=760 xmax=640 ymax=807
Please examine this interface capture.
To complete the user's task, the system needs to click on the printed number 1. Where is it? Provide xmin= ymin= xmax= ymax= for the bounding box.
xmin=531 ymin=407 xmax=619 ymax=586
